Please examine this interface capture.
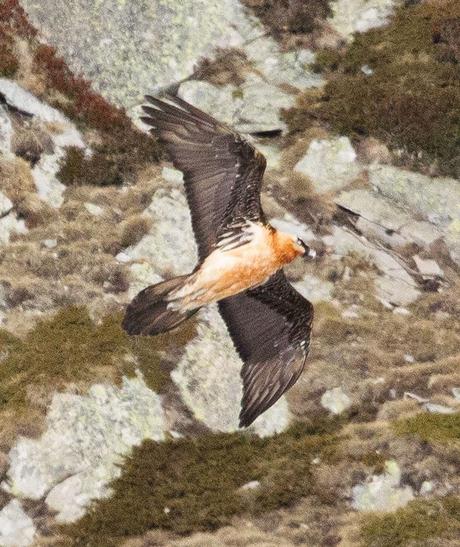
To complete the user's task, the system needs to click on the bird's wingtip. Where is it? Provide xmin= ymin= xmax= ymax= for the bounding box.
xmin=238 ymin=411 xmax=255 ymax=428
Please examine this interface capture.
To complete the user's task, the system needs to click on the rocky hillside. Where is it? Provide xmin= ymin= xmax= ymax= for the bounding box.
xmin=0 ymin=0 xmax=459 ymax=545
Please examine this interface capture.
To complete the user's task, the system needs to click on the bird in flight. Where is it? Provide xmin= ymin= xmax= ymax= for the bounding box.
xmin=122 ymin=95 xmax=315 ymax=427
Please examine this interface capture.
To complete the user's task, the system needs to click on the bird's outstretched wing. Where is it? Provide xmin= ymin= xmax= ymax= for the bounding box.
xmin=218 ymin=271 xmax=314 ymax=427
xmin=141 ymin=95 xmax=267 ymax=261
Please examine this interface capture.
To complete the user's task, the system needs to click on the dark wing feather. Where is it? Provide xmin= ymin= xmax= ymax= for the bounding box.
xmin=218 ymin=271 xmax=314 ymax=427
xmin=141 ymin=94 xmax=266 ymax=261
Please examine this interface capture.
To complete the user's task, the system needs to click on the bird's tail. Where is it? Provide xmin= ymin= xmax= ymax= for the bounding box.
xmin=122 ymin=275 xmax=199 ymax=336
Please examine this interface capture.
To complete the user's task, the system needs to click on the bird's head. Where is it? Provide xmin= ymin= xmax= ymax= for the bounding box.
xmin=294 ymin=237 xmax=316 ymax=260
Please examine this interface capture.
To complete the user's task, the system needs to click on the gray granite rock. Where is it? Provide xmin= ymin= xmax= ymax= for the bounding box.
xmin=293 ymin=274 xmax=334 ymax=304
xmin=178 ymin=76 xmax=295 ymax=134
xmin=254 ymin=142 xmax=282 ymax=171
xmin=323 ymin=226 xmax=420 ymax=306
xmin=413 ymin=256 xmax=444 ymax=279
xmin=369 ymin=165 xmax=460 ymax=230
xmin=171 ymin=306 xmax=290 ymax=437
xmin=20 ymin=0 xmax=260 ymax=110
xmin=329 ymin=0 xmax=402 ymax=41
xmin=244 ymin=36 xmax=323 ymax=90
xmin=321 ymin=387 xmax=352 ymax=415
xmin=369 ymin=165 xmax=460 ymax=264
xmin=4 ymin=375 xmax=166 ymax=522
xmin=0 ymin=500 xmax=36 ymax=547
xmin=270 ymin=213 xmax=316 ymax=243
xmin=0 ymin=80 xmax=85 ymax=208
xmin=0 ymin=191 xmax=13 ymax=217
xmin=0 ymin=208 xmax=27 ymax=245
xmin=336 ymin=189 xmax=442 ymax=249
xmin=0 ymin=78 xmax=77 ymax=128
xmin=423 ymin=403 xmax=456 ymax=415
xmin=294 ymin=137 xmax=363 ymax=193
xmin=351 ymin=460 xmax=414 ymax=512
xmin=122 ymin=188 xmax=198 ymax=278
xmin=0 ymin=105 xmax=12 ymax=155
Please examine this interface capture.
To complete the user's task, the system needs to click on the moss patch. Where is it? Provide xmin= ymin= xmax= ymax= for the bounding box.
xmin=286 ymin=1 xmax=460 ymax=177
xmin=394 ymin=412 xmax=460 ymax=445
xmin=64 ymin=418 xmax=341 ymax=544
xmin=359 ymin=496 xmax=460 ymax=547
xmin=0 ymin=306 xmax=196 ymax=441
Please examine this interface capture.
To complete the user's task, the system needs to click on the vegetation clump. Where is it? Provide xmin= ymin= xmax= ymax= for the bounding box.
xmin=64 ymin=418 xmax=341 ymax=544
xmin=56 ymin=126 xmax=158 ymax=187
xmin=359 ymin=496 xmax=460 ymax=547
xmin=242 ymin=0 xmax=332 ymax=46
xmin=0 ymin=0 xmax=36 ymax=77
xmin=192 ymin=48 xmax=253 ymax=87
xmin=0 ymin=33 xmax=18 ymax=77
xmin=286 ymin=1 xmax=460 ymax=177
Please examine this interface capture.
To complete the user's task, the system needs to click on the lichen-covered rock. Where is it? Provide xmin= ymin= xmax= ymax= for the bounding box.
xmin=329 ymin=0 xmax=401 ymax=40
xmin=178 ymin=75 xmax=295 ymax=134
xmin=351 ymin=460 xmax=414 ymax=511
xmin=126 ymin=263 xmax=163 ymax=300
xmin=0 ymin=214 xmax=27 ymax=244
xmin=122 ymin=188 xmax=198 ymax=277
xmin=178 ymin=80 xmax=240 ymax=127
xmin=0 ymin=80 xmax=85 ymax=209
xmin=171 ymin=306 xmax=290 ymax=437
xmin=323 ymin=225 xmax=420 ymax=306
xmin=244 ymin=36 xmax=324 ymax=90
xmin=20 ymin=0 xmax=261 ymax=110
xmin=0 ymin=499 xmax=36 ymax=547
xmin=336 ymin=188 xmax=442 ymax=249
xmin=293 ymin=274 xmax=333 ymax=304
xmin=0 ymin=105 xmax=12 ymax=155
xmin=369 ymin=165 xmax=460 ymax=230
xmin=4 ymin=375 xmax=166 ymax=522
xmin=0 ymin=191 xmax=13 ymax=217
xmin=320 ymin=387 xmax=352 ymax=414
xmin=294 ymin=137 xmax=363 ymax=193
xmin=369 ymin=165 xmax=460 ymax=264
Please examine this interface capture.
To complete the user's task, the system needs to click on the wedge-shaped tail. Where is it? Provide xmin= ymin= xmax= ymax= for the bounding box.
xmin=122 ymin=276 xmax=199 ymax=336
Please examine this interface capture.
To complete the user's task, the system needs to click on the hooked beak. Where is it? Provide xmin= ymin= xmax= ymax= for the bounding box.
xmin=304 ymin=247 xmax=316 ymax=260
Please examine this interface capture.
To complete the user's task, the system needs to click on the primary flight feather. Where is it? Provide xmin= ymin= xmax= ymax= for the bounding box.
xmin=122 ymin=94 xmax=314 ymax=427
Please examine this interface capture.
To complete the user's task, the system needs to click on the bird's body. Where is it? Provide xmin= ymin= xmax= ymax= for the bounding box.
xmin=168 ymin=221 xmax=304 ymax=311
xmin=122 ymin=94 xmax=315 ymax=427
